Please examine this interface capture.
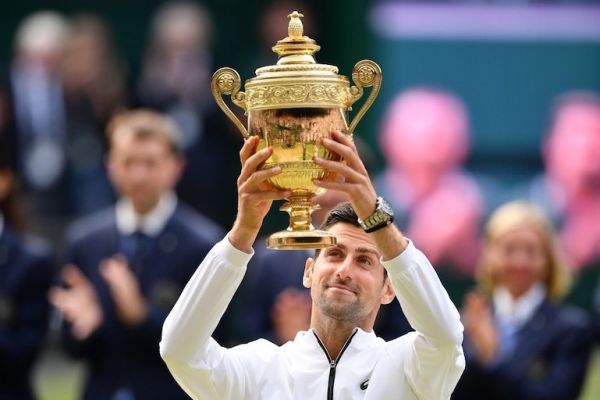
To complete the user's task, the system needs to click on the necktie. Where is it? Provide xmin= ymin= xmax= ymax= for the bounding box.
xmin=498 ymin=319 xmax=519 ymax=359
xmin=121 ymin=232 xmax=152 ymax=275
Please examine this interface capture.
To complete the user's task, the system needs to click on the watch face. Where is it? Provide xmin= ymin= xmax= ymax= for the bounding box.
xmin=379 ymin=198 xmax=394 ymax=217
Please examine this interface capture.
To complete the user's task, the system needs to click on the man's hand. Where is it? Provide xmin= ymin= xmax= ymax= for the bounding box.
xmin=229 ymin=136 xmax=289 ymax=253
xmin=271 ymin=288 xmax=311 ymax=344
xmin=49 ymin=265 xmax=103 ymax=340
xmin=312 ymin=131 xmax=377 ymax=220
xmin=100 ymin=256 xmax=148 ymax=326
xmin=313 ymin=131 xmax=408 ymax=258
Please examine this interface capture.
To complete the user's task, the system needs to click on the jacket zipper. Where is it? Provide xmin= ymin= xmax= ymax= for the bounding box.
xmin=313 ymin=328 xmax=358 ymax=400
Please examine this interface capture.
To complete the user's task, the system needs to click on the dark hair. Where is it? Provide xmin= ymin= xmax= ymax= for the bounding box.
xmin=106 ymin=109 xmax=183 ymax=154
xmin=318 ymin=201 xmax=360 ymax=230
xmin=314 ymin=201 xmax=387 ymax=278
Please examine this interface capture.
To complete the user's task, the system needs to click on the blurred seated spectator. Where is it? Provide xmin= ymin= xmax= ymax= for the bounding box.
xmin=0 ymin=139 xmax=53 ymax=399
xmin=375 ymin=87 xmax=483 ymax=305
xmin=48 ymin=110 xmax=221 ymax=400
xmin=136 ymin=1 xmax=240 ymax=229
xmin=453 ymin=201 xmax=594 ymax=400
xmin=521 ymin=91 xmax=600 ymax=271
xmin=60 ymin=14 xmax=127 ymax=216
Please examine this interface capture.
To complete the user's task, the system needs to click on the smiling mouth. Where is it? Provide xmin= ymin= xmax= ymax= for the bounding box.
xmin=327 ymin=285 xmax=356 ymax=295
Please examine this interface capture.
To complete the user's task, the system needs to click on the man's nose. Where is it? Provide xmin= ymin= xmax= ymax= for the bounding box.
xmin=335 ymin=257 xmax=353 ymax=280
xmin=130 ymin=164 xmax=149 ymax=183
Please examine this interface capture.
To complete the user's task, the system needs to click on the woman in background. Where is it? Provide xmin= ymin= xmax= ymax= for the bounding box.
xmin=453 ymin=201 xmax=594 ymax=400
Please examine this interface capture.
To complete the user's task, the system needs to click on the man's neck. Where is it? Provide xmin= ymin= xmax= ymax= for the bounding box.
xmin=131 ymin=199 xmax=160 ymax=216
xmin=311 ymin=318 xmax=363 ymax=360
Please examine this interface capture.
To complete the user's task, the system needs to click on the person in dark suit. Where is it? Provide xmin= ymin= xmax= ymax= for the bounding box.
xmin=0 ymin=12 xmax=70 ymax=218
xmin=0 ymin=140 xmax=53 ymax=400
xmin=49 ymin=110 xmax=222 ymax=400
xmin=452 ymin=201 xmax=594 ymax=400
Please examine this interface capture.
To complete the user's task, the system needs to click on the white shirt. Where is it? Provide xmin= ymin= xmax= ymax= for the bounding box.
xmin=115 ymin=192 xmax=177 ymax=237
xmin=493 ymin=283 xmax=547 ymax=330
xmin=160 ymin=237 xmax=465 ymax=400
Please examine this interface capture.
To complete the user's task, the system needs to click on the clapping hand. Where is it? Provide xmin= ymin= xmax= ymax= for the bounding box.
xmin=49 ymin=265 xmax=103 ymax=340
xmin=463 ymin=290 xmax=499 ymax=365
xmin=100 ymin=256 xmax=148 ymax=326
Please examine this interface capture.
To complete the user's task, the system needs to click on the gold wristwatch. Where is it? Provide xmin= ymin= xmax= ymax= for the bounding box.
xmin=358 ymin=197 xmax=395 ymax=233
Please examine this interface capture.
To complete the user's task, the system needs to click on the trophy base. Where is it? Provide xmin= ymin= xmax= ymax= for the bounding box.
xmin=266 ymin=229 xmax=337 ymax=250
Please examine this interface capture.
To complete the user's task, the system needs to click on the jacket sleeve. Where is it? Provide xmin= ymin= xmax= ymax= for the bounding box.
xmin=382 ymin=240 xmax=465 ymax=400
xmin=160 ymin=236 xmax=256 ymax=400
xmin=0 ymin=253 xmax=52 ymax=375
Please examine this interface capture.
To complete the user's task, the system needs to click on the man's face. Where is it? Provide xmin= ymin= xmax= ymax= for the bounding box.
xmin=303 ymin=223 xmax=395 ymax=325
xmin=107 ymin=128 xmax=182 ymax=213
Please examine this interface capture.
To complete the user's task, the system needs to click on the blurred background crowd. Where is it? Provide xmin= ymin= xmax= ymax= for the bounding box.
xmin=0 ymin=0 xmax=599 ymax=399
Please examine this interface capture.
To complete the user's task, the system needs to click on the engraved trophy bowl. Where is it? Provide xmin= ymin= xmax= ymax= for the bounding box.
xmin=211 ymin=11 xmax=381 ymax=250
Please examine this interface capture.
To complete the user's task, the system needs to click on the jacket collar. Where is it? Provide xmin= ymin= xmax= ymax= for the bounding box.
xmin=295 ymin=327 xmax=380 ymax=353
xmin=493 ymin=283 xmax=547 ymax=329
xmin=115 ymin=192 xmax=177 ymax=237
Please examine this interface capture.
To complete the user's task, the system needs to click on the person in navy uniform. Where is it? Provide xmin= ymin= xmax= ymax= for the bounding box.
xmin=452 ymin=201 xmax=594 ymax=400
xmin=49 ymin=110 xmax=222 ymax=400
xmin=0 ymin=140 xmax=53 ymax=400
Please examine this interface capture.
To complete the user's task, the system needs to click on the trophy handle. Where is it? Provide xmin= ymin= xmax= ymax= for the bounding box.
xmin=347 ymin=60 xmax=382 ymax=134
xmin=211 ymin=67 xmax=249 ymax=138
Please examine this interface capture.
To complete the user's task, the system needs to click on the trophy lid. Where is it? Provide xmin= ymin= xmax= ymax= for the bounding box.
xmin=245 ymin=11 xmax=350 ymax=111
xmin=270 ymin=11 xmax=322 ymax=65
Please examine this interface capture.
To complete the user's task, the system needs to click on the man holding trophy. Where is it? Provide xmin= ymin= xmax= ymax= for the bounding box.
xmin=160 ymin=11 xmax=464 ymax=400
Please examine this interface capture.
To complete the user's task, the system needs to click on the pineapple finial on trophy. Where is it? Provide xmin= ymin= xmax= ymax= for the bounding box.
xmin=287 ymin=11 xmax=304 ymax=39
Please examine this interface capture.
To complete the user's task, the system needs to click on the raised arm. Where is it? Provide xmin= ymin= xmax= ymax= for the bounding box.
xmin=383 ymin=241 xmax=465 ymax=399
xmin=160 ymin=137 xmax=288 ymax=399
xmin=314 ymin=130 xmax=464 ymax=399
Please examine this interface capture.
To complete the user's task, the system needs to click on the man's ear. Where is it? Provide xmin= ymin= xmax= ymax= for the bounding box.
xmin=303 ymin=258 xmax=314 ymax=289
xmin=173 ymin=153 xmax=186 ymax=181
xmin=380 ymin=278 xmax=396 ymax=305
xmin=105 ymin=152 xmax=117 ymax=184
xmin=0 ymin=170 xmax=14 ymax=199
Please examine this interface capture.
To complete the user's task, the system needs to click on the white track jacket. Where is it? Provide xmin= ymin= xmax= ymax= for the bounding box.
xmin=160 ymin=236 xmax=465 ymax=400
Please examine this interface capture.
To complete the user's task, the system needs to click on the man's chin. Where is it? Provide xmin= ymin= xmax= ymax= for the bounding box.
xmin=318 ymin=299 xmax=360 ymax=321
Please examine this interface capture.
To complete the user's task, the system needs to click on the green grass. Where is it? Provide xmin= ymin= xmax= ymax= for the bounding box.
xmin=580 ymin=349 xmax=600 ymax=400
xmin=33 ymin=346 xmax=84 ymax=400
